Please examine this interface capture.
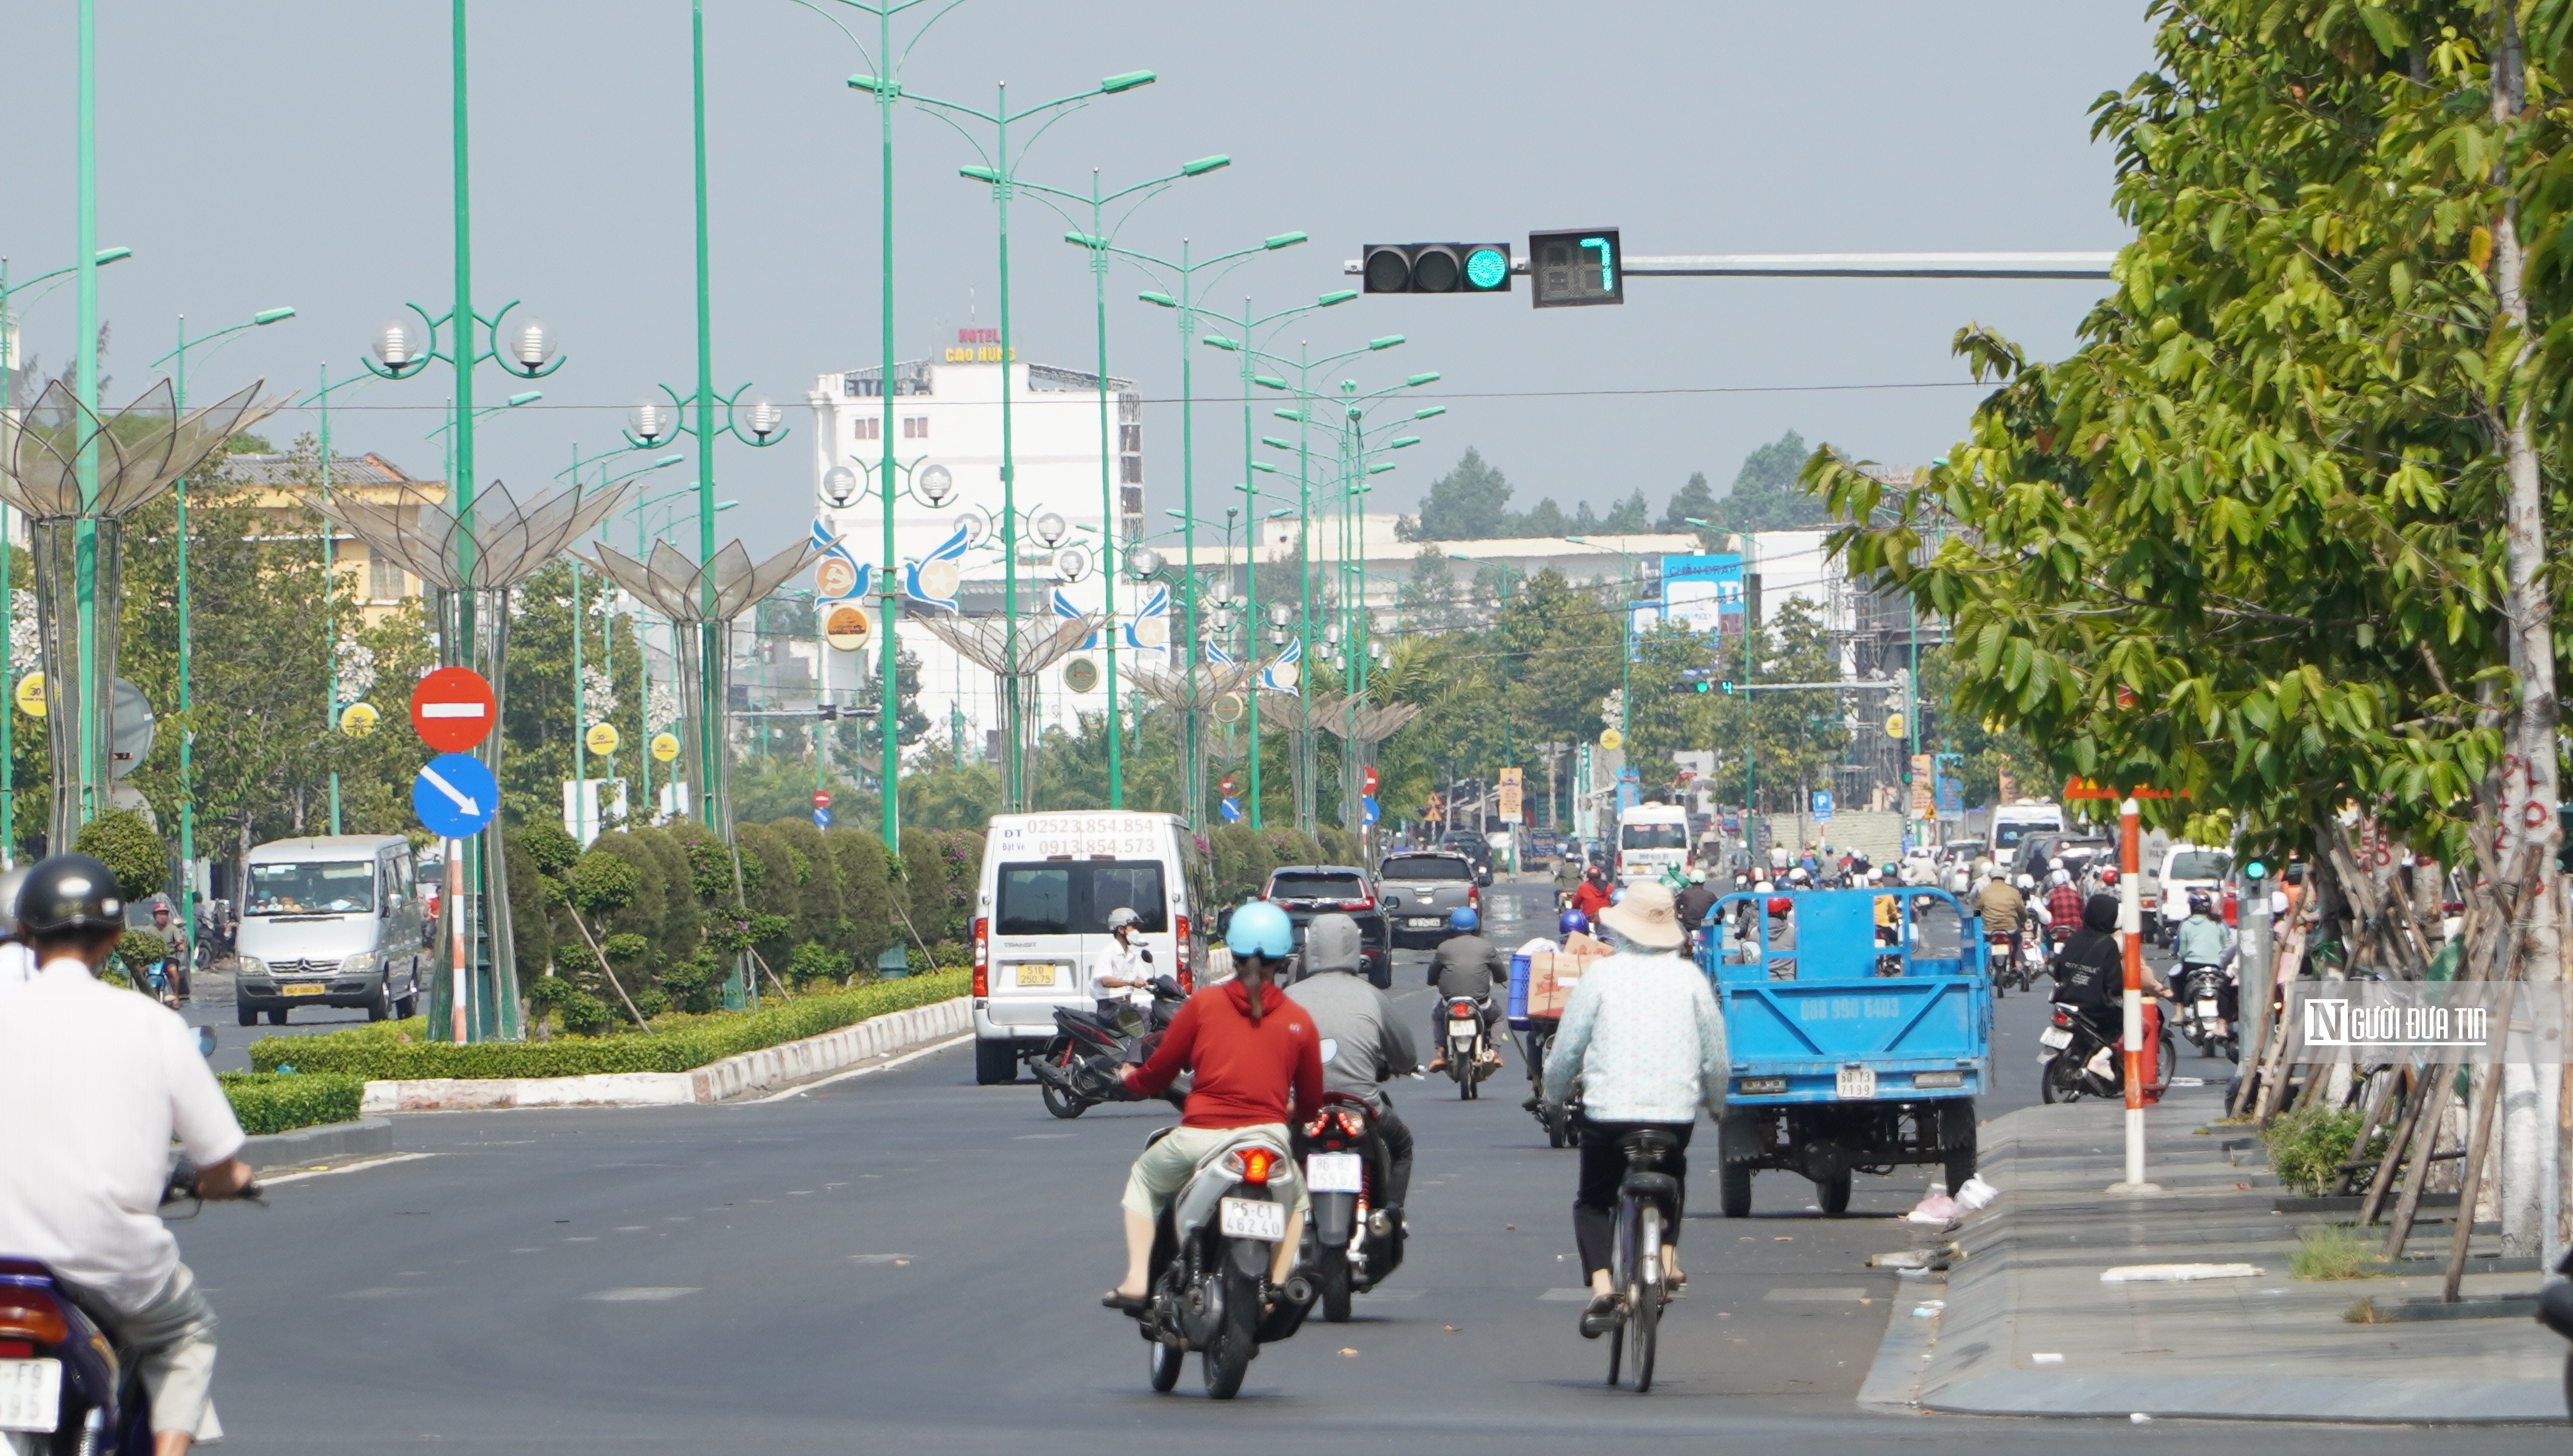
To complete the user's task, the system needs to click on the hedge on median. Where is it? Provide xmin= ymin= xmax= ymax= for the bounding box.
xmin=245 ymin=969 xmax=968 ymax=1080
xmin=220 ymin=1071 xmax=367 ymax=1136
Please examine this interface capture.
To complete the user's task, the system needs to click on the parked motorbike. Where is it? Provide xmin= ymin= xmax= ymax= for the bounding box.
xmin=1027 ymin=976 xmax=1189 ymax=1119
xmin=2038 ymin=1002 xmax=2177 ymax=1103
xmin=1293 ymin=1092 xmax=1403 ymax=1322
xmin=2171 ymin=960 xmax=2239 ymax=1062
xmin=0 ymin=1161 xmax=262 ymax=1456
xmin=1442 ymin=997 xmax=1496 ymax=1100
xmin=1124 ymin=1126 xmax=1314 ymax=1399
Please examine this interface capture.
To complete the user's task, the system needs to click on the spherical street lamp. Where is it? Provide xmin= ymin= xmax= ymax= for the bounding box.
xmin=822 ymin=465 xmax=859 ymax=508
xmin=632 ymin=401 xmax=680 ymax=447
xmin=740 ymin=394 xmax=783 ymax=441
xmin=372 ymin=318 xmax=427 ymax=372
xmin=502 ymin=318 xmax=557 ymax=376
xmin=1128 ymin=546 xmax=1165 ymax=579
xmin=917 ymin=463 xmax=956 ymax=507
xmin=1032 ymin=510 xmax=1068 ymax=548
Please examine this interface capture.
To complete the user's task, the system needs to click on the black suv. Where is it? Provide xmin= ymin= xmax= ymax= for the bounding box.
xmin=1262 ymin=864 xmax=1392 ymax=988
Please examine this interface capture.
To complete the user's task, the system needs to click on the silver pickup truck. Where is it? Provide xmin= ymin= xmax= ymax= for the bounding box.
xmin=1375 ymin=851 xmax=1481 ymax=949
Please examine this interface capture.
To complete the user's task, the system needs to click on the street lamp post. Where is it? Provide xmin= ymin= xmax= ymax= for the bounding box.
xmin=556 ymin=448 xmax=684 ymax=843
xmin=1566 ymin=534 xmax=1645 ymax=817
xmin=149 ymin=306 xmax=294 ymax=944
xmin=0 ymin=245 xmax=130 ymax=857
xmin=1009 ymin=155 xmax=1232 ymax=809
xmin=1685 ymin=516 xmax=1760 ymax=852
xmin=922 ymin=70 xmax=1158 ymax=810
xmin=620 ymin=484 xmax=735 ymax=821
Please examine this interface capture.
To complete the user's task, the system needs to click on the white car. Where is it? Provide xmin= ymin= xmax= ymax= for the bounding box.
xmin=2155 ymin=843 xmax=2234 ymax=943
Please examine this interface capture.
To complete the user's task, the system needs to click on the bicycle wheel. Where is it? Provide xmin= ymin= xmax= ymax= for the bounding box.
xmin=1632 ymin=1205 xmax=1663 ymax=1392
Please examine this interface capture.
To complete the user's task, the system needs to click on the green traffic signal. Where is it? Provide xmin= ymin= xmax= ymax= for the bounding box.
xmin=1463 ymin=246 xmax=1510 ymax=291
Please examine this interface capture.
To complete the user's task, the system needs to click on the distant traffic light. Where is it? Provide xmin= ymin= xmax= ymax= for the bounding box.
xmin=1529 ymin=228 xmax=1623 ymax=308
xmin=1362 ymin=243 xmax=1513 ymax=295
xmin=1679 ymin=667 xmax=1713 ymax=693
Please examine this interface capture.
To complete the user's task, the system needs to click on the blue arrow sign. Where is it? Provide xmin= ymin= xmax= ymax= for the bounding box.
xmin=1362 ymin=794 xmax=1380 ymax=825
xmin=813 ymin=806 xmax=833 ymax=829
xmin=412 ymin=753 xmax=498 ymax=839
xmin=1219 ymin=797 xmax=1242 ymax=823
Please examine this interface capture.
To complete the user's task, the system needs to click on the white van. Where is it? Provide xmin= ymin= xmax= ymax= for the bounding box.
xmin=972 ymin=812 xmax=1211 ymax=1085
xmin=1988 ymin=800 xmax=2067 ymax=862
xmin=232 ymin=835 xmax=432 ymax=1026
xmin=1616 ymin=802 xmax=1692 ymax=885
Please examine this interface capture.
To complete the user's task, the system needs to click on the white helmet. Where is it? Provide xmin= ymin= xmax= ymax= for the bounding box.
xmin=1106 ymin=906 xmax=1141 ymax=933
xmin=2048 ymin=868 xmax=2071 ymax=888
xmin=2014 ymin=873 xmax=2035 ymax=891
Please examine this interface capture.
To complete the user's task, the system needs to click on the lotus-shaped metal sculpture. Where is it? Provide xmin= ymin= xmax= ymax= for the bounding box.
xmin=296 ymin=476 xmax=631 ymax=594
xmin=584 ymin=538 xmax=828 ymax=839
xmin=1315 ymin=693 xmax=1420 ymax=835
xmin=0 ymin=378 xmax=280 ymax=848
xmin=911 ymin=612 xmax=1103 ymax=813
xmin=1128 ymin=661 xmax=1256 ymax=824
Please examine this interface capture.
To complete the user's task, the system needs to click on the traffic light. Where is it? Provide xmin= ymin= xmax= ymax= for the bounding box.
xmin=1679 ymin=667 xmax=1713 ymax=693
xmin=1529 ymin=228 xmax=1623 ymax=307
xmin=1362 ymin=243 xmax=1513 ymax=295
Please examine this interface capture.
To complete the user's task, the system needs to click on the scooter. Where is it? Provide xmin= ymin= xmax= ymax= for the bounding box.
xmin=2038 ymin=1002 xmax=2176 ymax=1103
xmin=2171 ymin=959 xmax=2239 ymax=1061
xmin=1442 ymin=997 xmax=1498 ymax=1100
xmin=1027 ymin=976 xmax=1189 ymax=1119
xmin=1293 ymin=1092 xmax=1402 ymax=1323
xmin=1124 ymin=1125 xmax=1315 ymax=1399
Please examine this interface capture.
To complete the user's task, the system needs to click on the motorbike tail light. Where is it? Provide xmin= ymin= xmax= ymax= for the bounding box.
xmin=0 ymin=1289 xmax=68 ymax=1346
xmin=971 ymin=917 xmax=989 ymax=998
xmin=1334 ymin=1109 xmax=1366 ymax=1138
xmin=1172 ymin=913 xmax=1192 ymax=993
xmin=0 ymin=1340 xmax=27 ymax=1358
xmin=1468 ymin=884 xmax=1481 ymax=909
xmin=2051 ymin=1006 xmax=2071 ymax=1028
xmin=1239 ymin=1146 xmax=1276 ymax=1185
xmin=1449 ymin=999 xmax=1476 ymax=1018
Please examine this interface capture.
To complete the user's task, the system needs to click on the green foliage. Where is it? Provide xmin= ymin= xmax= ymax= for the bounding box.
xmin=218 ymin=1071 xmax=366 ymax=1135
xmin=786 ymin=940 xmax=848 ymax=989
xmin=2263 ymin=1105 xmax=2379 ymax=1198
xmin=73 ymin=811 xmax=168 ymax=902
xmin=519 ymin=821 xmax=582 ymax=879
xmin=2290 ymin=1224 xmax=2375 ymax=1282
xmin=564 ymin=847 xmax=641 ymax=918
xmin=503 ymin=831 xmax=550 ymax=981
xmin=250 ymin=969 xmax=967 ymax=1078
xmin=526 ymin=973 xmax=614 ymax=1037
xmin=113 ymin=929 xmax=174 ymax=975
xmin=1696 ymin=430 xmax=1821 ymax=533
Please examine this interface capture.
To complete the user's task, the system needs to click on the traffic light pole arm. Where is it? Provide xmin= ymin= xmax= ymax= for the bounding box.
xmin=1721 ymin=679 xmax=1902 ymax=692
xmin=1342 ymin=251 xmax=2114 ymax=280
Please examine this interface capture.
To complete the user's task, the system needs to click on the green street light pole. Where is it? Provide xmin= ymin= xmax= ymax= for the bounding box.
xmin=1197 ymin=289 xmax=1356 ymax=827
xmin=73 ymin=0 xmax=103 ymax=834
xmin=928 ymin=69 xmax=1158 ymax=811
xmin=1566 ymin=535 xmax=1642 ymax=798
xmin=1024 ymin=152 xmax=1230 ymax=808
xmin=149 ymin=306 xmax=294 ymax=943
xmin=306 ymin=363 xmax=382 ymax=834
xmin=619 ymin=483 xmax=734 ymax=821
xmin=1682 ymin=516 xmax=1759 ymax=847
xmin=555 ymin=447 xmax=682 ymax=843
xmin=1123 ymin=230 xmax=1309 ymax=824
xmin=0 ymin=246 xmax=130 ymax=857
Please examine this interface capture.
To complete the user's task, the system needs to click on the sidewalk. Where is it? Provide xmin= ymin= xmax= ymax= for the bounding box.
xmin=1878 ymin=1085 xmax=2566 ymax=1424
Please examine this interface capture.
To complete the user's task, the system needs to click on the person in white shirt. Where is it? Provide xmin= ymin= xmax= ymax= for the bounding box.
xmin=0 ymin=854 xmax=255 ymax=1455
xmin=1086 ymin=906 xmax=1157 ymax=1014
xmin=1539 ymin=880 xmax=1727 ymax=1337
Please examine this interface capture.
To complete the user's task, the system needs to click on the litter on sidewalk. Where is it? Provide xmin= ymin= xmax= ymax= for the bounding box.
xmin=2098 ymin=1262 xmax=2265 ymax=1283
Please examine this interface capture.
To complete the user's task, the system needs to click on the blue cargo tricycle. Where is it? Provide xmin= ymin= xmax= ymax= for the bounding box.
xmin=1702 ymin=888 xmax=1991 ymax=1216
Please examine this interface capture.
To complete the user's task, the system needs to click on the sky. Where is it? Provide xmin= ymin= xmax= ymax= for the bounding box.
xmin=0 ymin=1 xmax=2155 ymax=556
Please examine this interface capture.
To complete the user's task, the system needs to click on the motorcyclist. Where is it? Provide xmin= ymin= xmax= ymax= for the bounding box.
xmin=2043 ymin=868 xmax=2084 ymax=949
xmin=2172 ymin=891 xmax=2238 ymax=1032
xmin=1425 ymin=907 xmax=1507 ymax=1073
xmin=0 ymin=855 xmax=254 ymax=1455
xmin=1975 ymin=871 xmax=2026 ymax=965
xmin=1283 ymin=913 xmax=1418 ymax=1221
xmin=1569 ymin=866 xmax=1614 ymax=923
xmin=1673 ymin=868 xmax=1719 ymax=941
xmin=140 ymin=900 xmax=189 ymax=1001
xmin=1539 ymin=882 xmax=1727 ymax=1336
xmin=1087 ymin=906 xmax=1157 ymax=1016
xmin=1103 ymin=900 xmax=1324 ymax=1312
xmin=2051 ymin=892 xmax=2168 ymax=1045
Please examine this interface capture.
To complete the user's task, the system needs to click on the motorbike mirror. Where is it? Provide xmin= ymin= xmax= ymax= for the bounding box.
xmin=1150 ymin=974 xmax=1183 ymax=997
xmin=195 ymin=1026 xmax=216 ymax=1059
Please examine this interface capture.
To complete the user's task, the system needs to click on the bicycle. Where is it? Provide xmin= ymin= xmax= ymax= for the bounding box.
xmin=1603 ymin=1127 xmax=1683 ymax=1393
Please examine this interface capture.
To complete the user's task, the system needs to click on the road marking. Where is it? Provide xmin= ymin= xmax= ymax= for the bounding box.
xmin=562 ymin=1236 xmax=598 ymax=1242
xmin=341 ymin=1287 xmax=424 ymax=1299
xmin=848 ymin=1253 xmax=912 ymax=1264
xmin=1765 ymin=1287 xmax=1870 ymax=1302
xmin=257 ymin=1151 xmax=435 ymax=1186
xmin=612 ymin=1225 xmax=648 ymax=1232
xmin=582 ymin=1287 xmax=700 ymax=1302
xmin=1013 ymin=1133 xmax=1075 ymax=1140
xmin=743 ymin=1033 xmax=972 ymax=1104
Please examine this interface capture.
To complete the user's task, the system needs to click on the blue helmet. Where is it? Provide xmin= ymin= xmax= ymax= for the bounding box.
xmin=1226 ymin=900 xmax=1295 ymax=960
xmin=1449 ymin=906 xmax=1479 ymax=933
xmin=1558 ymin=908 xmax=1589 ymax=937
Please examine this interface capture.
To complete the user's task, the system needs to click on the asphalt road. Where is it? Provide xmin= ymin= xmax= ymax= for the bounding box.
xmin=169 ymin=881 xmax=2558 ymax=1452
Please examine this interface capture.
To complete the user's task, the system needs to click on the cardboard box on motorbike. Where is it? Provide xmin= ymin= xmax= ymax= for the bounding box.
xmin=1509 ymin=932 xmax=1612 ymax=1029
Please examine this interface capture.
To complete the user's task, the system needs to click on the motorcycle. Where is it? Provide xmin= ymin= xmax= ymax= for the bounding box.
xmin=2171 ymin=959 xmax=2239 ymax=1062
xmin=1442 ymin=996 xmax=1496 ymax=1100
xmin=1125 ymin=1126 xmax=1314 ymax=1399
xmin=129 ymin=952 xmax=182 ymax=1010
xmin=1293 ymin=1092 xmax=1402 ymax=1322
xmin=1027 ymin=976 xmax=1189 ymax=1119
xmin=1986 ymin=934 xmax=2024 ymax=997
xmin=0 ymin=1160 xmax=263 ymax=1456
xmin=2038 ymin=1001 xmax=2176 ymax=1103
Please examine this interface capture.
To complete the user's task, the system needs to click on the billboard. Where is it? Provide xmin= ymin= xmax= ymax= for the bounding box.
xmin=1660 ymin=554 xmax=1744 ymax=638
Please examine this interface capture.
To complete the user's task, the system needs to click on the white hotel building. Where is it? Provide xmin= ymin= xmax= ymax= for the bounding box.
xmin=803 ymin=332 xmax=1151 ymax=757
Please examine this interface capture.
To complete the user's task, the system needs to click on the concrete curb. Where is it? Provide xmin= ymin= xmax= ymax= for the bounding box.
xmin=238 ymin=1116 xmax=394 ymax=1171
xmin=357 ymin=996 xmax=972 ymax=1113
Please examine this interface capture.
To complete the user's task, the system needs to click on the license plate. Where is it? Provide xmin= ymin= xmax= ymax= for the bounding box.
xmin=0 ymin=1358 xmax=61 ymax=1434
xmin=1835 ymin=1065 xmax=1878 ymax=1100
xmin=282 ymin=982 xmax=328 ymax=997
xmin=1450 ymin=1019 xmax=1478 ymax=1036
xmin=1219 ymin=1196 xmax=1286 ymax=1241
xmin=2196 ymin=1000 xmax=2219 ymax=1017
xmin=2039 ymin=1026 xmax=2074 ymax=1050
xmin=1306 ymin=1152 xmax=1363 ymax=1193
xmin=1407 ymin=917 xmax=1441 ymax=929
xmin=1013 ymin=964 xmax=1057 ymax=988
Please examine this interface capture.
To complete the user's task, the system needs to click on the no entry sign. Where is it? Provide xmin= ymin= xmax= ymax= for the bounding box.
xmin=410 ymin=667 xmax=497 ymax=753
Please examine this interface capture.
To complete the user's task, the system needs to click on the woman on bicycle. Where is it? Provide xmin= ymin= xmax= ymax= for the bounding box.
xmin=1538 ymin=881 xmax=1728 ymax=1337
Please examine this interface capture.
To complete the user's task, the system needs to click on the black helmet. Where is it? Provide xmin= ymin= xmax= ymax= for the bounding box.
xmin=18 ymin=854 xmax=127 ymax=937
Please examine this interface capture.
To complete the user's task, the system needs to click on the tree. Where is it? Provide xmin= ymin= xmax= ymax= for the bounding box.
xmin=1702 ymin=430 xmax=1822 ymax=533
xmin=1404 ymin=448 xmax=1515 ymax=540
xmin=1395 ymin=545 xmax=1466 ymax=632
xmin=1659 ymin=471 xmax=1720 ymax=534
xmin=1600 ymin=489 xmax=1651 ymax=533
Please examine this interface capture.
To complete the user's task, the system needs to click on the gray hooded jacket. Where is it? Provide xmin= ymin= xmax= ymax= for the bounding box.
xmin=1286 ymin=913 xmax=1418 ymax=1109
